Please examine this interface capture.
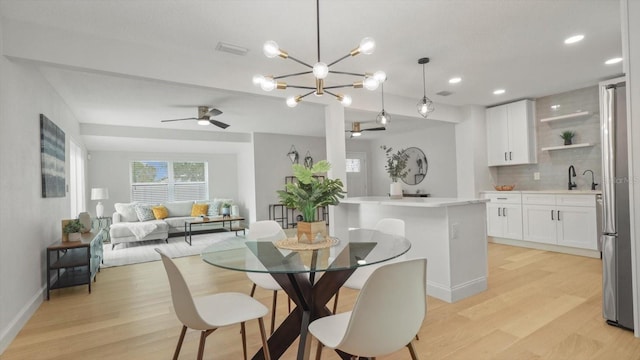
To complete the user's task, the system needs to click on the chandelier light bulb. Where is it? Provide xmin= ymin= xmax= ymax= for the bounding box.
xmin=363 ymin=76 xmax=379 ymax=91
xmin=263 ymin=40 xmax=281 ymax=58
xmin=252 ymin=74 xmax=265 ymax=86
xmin=339 ymin=94 xmax=352 ymax=106
xmin=260 ymin=76 xmax=276 ymax=91
xmin=359 ymin=37 xmax=376 ymax=55
xmin=286 ymin=96 xmax=299 ymax=108
xmin=373 ymin=71 xmax=387 ymax=83
xmin=197 ymin=119 xmax=210 ymax=126
xmin=312 ymin=62 xmax=329 ymax=79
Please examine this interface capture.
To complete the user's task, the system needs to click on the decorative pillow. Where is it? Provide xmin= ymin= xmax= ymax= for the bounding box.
xmin=211 ymin=198 xmax=233 ymax=216
xmin=191 ymin=203 xmax=209 ymax=217
xmin=206 ymin=200 xmax=223 ymax=216
xmin=152 ymin=205 xmax=169 ymax=220
xmin=114 ymin=202 xmax=139 ymax=222
xmin=135 ymin=205 xmax=155 ymax=222
xmin=164 ymin=200 xmax=195 ymax=217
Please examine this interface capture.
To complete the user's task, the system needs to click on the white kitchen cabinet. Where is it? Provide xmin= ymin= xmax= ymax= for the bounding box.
xmin=486 ymin=99 xmax=537 ymax=166
xmin=522 ymin=194 xmax=598 ymax=250
xmin=485 ymin=193 xmax=523 ymax=240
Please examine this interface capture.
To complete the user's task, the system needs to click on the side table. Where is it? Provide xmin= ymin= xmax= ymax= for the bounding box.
xmin=92 ymin=216 xmax=112 ymax=243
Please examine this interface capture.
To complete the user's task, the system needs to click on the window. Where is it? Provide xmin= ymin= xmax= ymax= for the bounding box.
xmin=69 ymin=140 xmax=85 ymax=217
xmin=131 ymin=161 xmax=208 ymax=203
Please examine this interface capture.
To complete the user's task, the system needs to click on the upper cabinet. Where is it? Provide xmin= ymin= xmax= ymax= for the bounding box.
xmin=486 ymin=99 xmax=537 ymax=166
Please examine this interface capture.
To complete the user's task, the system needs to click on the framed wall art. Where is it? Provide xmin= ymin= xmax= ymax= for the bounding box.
xmin=40 ymin=114 xmax=66 ymax=198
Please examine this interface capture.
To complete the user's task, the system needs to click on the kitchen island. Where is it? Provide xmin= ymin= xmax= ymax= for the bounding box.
xmin=339 ymin=196 xmax=489 ymax=303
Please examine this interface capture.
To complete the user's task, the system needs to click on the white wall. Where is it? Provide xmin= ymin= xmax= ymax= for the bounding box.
xmin=456 ymin=105 xmax=493 ymax=197
xmin=0 ymin=56 xmax=84 ymax=351
xmin=252 ymin=133 xmax=327 ymax=222
xmin=367 ymin=124 xmax=459 ymax=197
xmin=86 ymin=151 xmax=238 ymax=215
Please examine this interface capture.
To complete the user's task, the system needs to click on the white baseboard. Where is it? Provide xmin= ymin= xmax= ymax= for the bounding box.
xmin=0 ymin=286 xmax=44 ymax=355
xmin=489 ymin=237 xmax=601 ymax=258
xmin=427 ymin=277 xmax=488 ymax=303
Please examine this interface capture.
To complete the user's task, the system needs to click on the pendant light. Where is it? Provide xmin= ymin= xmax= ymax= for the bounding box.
xmin=417 ymin=57 xmax=435 ymax=118
xmin=376 ymin=83 xmax=390 ymax=125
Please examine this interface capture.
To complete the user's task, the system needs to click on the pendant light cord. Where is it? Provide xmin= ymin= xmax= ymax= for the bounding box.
xmin=381 ymin=83 xmax=385 ymax=109
xmin=316 ymin=0 xmax=320 ymax=62
xmin=422 ymin=63 xmax=427 ymax=97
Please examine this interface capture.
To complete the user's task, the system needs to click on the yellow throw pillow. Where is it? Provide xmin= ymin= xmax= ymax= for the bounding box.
xmin=152 ymin=205 xmax=169 ymax=220
xmin=191 ymin=203 xmax=209 ymax=217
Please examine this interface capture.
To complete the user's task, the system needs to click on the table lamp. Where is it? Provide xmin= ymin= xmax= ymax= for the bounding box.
xmin=91 ymin=188 xmax=109 ymax=218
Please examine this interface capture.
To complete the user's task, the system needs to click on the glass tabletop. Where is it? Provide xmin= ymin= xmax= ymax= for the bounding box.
xmin=201 ymin=228 xmax=411 ymax=274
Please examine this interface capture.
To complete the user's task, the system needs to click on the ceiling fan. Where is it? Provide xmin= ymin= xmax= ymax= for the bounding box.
xmin=346 ymin=122 xmax=385 ymax=137
xmin=160 ymin=106 xmax=229 ymax=129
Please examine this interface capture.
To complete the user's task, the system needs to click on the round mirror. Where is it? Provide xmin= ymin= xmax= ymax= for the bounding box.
xmin=401 ymin=147 xmax=428 ymax=185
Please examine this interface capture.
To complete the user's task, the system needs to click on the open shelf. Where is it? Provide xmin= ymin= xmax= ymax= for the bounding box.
xmin=541 ymin=143 xmax=594 ymax=151
xmin=540 ymin=111 xmax=591 ymax=123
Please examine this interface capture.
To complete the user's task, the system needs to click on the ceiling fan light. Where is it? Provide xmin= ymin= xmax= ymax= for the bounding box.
xmin=358 ymin=37 xmax=376 ymax=55
xmin=313 ymin=62 xmax=329 ymax=79
xmin=351 ymin=131 xmax=362 ymax=137
xmin=363 ymin=76 xmax=379 ymax=91
xmin=263 ymin=40 xmax=281 ymax=58
xmin=417 ymin=96 xmax=435 ymax=118
xmin=373 ymin=71 xmax=387 ymax=83
xmin=197 ymin=119 xmax=210 ymax=126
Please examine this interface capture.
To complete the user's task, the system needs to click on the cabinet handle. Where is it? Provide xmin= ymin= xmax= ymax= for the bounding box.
xmin=557 ymin=210 xmax=560 ymax=221
xmin=503 ymin=207 xmax=507 ymax=216
xmin=509 ymin=151 xmax=512 ymax=160
xmin=498 ymin=208 xmax=502 ymax=217
xmin=504 ymin=152 xmax=508 ymax=161
xmin=551 ymin=210 xmax=554 ymax=220
xmin=497 ymin=197 xmax=507 ymax=200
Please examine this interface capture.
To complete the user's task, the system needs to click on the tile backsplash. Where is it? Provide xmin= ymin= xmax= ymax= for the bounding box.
xmin=495 ymin=85 xmax=601 ymax=191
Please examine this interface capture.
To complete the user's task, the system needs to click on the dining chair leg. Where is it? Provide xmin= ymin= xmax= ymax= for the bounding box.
xmin=332 ymin=290 xmax=340 ymax=314
xmin=196 ymin=329 xmax=215 ymax=360
xmin=250 ymin=283 xmax=257 ymax=297
xmin=270 ymin=290 xmax=278 ymax=334
xmin=240 ymin=322 xmax=247 ymax=360
xmin=258 ymin=317 xmax=271 ymax=360
xmin=315 ymin=340 xmax=323 ymax=360
xmin=172 ymin=325 xmax=187 ymax=360
xmin=407 ymin=341 xmax=420 ymax=360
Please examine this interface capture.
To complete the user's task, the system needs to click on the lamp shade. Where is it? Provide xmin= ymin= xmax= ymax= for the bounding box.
xmin=91 ymin=188 xmax=109 ymax=201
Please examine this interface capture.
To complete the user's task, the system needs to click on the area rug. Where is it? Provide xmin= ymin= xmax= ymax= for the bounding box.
xmin=101 ymin=231 xmax=244 ymax=268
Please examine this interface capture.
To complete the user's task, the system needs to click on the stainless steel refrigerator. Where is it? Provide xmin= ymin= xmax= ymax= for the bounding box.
xmin=600 ymin=76 xmax=634 ymax=330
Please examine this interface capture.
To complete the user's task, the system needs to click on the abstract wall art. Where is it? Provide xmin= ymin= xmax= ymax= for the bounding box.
xmin=40 ymin=114 xmax=66 ymax=198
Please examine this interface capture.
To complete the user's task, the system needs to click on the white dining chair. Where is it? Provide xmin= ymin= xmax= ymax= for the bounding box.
xmin=332 ymin=218 xmax=405 ymax=313
xmin=155 ymin=249 xmax=271 ymax=360
xmin=246 ymin=220 xmax=290 ymax=334
xmin=309 ymin=257 xmax=427 ymax=359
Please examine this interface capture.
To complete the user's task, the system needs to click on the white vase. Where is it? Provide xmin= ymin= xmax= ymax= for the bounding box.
xmin=389 ymin=181 xmax=403 ymax=199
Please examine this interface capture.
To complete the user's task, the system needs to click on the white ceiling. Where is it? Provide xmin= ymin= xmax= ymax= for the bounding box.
xmin=0 ymin=0 xmax=624 ymax=147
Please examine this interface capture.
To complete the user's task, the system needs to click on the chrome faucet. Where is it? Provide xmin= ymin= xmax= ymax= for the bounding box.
xmin=568 ymin=165 xmax=577 ymax=190
xmin=583 ymin=169 xmax=598 ymax=190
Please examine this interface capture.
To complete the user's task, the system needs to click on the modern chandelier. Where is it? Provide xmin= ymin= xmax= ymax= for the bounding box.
xmin=252 ymin=0 xmax=386 ymax=108
xmin=417 ymin=57 xmax=435 ymax=118
xmin=376 ymin=83 xmax=390 ymax=125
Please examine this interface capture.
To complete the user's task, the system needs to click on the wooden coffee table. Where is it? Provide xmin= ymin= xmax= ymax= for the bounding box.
xmin=184 ymin=216 xmax=245 ymax=245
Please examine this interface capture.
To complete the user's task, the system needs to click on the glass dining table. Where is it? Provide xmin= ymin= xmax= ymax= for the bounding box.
xmin=201 ymin=228 xmax=411 ymax=360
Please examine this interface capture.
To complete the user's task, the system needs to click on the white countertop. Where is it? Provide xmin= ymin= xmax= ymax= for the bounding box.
xmin=481 ymin=190 xmax=601 ymax=195
xmin=340 ymin=196 xmax=489 ymax=208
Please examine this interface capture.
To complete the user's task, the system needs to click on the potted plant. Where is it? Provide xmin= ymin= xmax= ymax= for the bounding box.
xmin=221 ymin=202 xmax=232 ymax=217
xmin=63 ymin=219 xmax=84 ymax=242
xmin=277 ymin=160 xmax=345 ymax=243
xmin=380 ymin=145 xmax=409 ymax=199
xmin=560 ymin=130 xmax=576 ymax=145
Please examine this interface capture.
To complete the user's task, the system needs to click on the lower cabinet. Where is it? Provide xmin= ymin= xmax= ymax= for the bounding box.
xmin=487 ymin=202 xmax=523 ymax=240
xmin=522 ymin=194 xmax=598 ymax=250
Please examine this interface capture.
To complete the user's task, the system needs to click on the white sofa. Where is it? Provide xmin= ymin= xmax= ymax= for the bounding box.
xmin=109 ymin=199 xmax=233 ymax=249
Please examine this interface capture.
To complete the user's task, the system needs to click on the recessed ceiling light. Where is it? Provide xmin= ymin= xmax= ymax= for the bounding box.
xmin=605 ymin=57 xmax=623 ymax=65
xmin=564 ymin=34 xmax=584 ymax=44
xmin=448 ymin=77 xmax=462 ymax=84
xmin=551 ymin=104 xmax=561 ymax=110
xmin=493 ymin=89 xmax=505 ymax=95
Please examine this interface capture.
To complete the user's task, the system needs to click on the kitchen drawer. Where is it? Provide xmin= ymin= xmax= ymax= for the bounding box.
xmin=485 ymin=193 xmax=522 ymax=204
xmin=522 ymin=193 xmax=555 ymax=205
xmin=556 ymin=195 xmax=595 ymax=207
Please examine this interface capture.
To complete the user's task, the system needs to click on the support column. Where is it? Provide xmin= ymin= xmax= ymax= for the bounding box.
xmin=324 ymin=103 xmax=348 ymax=240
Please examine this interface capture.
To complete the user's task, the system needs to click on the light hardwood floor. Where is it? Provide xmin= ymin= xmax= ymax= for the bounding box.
xmin=3 ymin=243 xmax=640 ymax=359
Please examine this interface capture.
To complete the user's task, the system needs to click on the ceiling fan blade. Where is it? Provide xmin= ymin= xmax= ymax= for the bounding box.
xmin=160 ymin=117 xmax=197 ymax=122
xmin=207 ymin=108 xmax=223 ymax=116
xmin=362 ymin=126 xmax=386 ymax=131
xmin=209 ymin=119 xmax=230 ymax=129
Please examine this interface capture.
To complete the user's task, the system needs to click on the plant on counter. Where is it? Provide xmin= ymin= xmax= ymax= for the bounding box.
xmin=63 ymin=219 xmax=84 ymax=234
xmin=380 ymin=145 xmax=410 ymax=182
xmin=560 ymin=130 xmax=576 ymax=145
xmin=277 ymin=160 xmax=345 ymax=222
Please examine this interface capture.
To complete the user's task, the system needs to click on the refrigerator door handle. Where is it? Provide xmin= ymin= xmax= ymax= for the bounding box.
xmin=601 ymin=234 xmax=617 ymax=323
xmin=601 ymin=85 xmax=617 ymax=234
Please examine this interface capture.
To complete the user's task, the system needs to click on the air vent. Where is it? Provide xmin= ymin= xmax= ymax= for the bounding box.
xmin=215 ymin=42 xmax=249 ymax=56
xmin=436 ymin=91 xmax=453 ymax=96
